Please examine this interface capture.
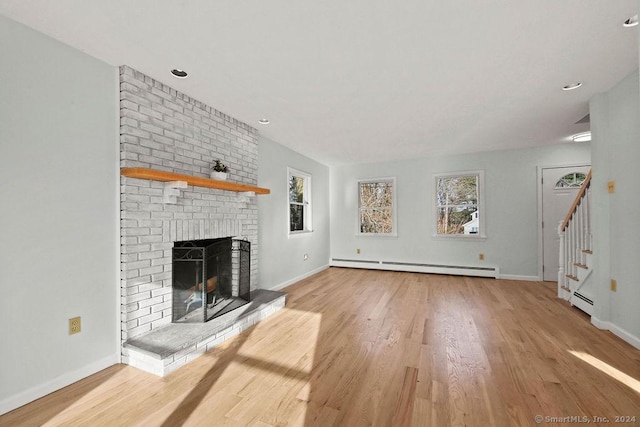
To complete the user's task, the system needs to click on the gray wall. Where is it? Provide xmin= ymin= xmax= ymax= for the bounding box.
xmin=590 ymin=69 xmax=640 ymax=346
xmin=0 ymin=16 xmax=119 ymax=412
xmin=330 ymin=143 xmax=591 ymax=278
xmin=257 ymin=136 xmax=330 ymax=289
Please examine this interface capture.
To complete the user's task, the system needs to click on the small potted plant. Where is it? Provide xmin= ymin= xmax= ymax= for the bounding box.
xmin=211 ymin=159 xmax=229 ymax=181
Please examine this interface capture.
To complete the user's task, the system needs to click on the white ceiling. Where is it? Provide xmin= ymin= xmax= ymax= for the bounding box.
xmin=1 ymin=1 xmax=638 ymax=166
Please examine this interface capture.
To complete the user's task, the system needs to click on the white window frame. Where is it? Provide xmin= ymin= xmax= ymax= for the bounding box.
xmin=433 ymin=170 xmax=485 ymax=239
xmin=357 ymin=177 xmax=397 ymax=237
xmin=288 ymin=167 xmax=313 ymax=237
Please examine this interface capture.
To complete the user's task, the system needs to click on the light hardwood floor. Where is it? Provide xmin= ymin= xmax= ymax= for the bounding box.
xmin=3 ymin=268 xmax=640 ymax=426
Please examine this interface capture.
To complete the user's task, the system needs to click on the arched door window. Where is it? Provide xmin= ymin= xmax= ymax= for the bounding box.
xmin=555 ymin=172 xmax=587 ymax=189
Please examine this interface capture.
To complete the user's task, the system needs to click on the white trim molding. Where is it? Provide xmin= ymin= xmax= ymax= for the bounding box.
xmin=265 ymin=264 xmax=330 ymax=291
xmin=331 ymin=258 xmax=498 ymax=278
xmin=0 ymin=354 xmax=119 ymax=415
xmin=591 ymin=317 xmax=640 ymax=350
xmin=497 ymin=274 xmax=540 ymax=281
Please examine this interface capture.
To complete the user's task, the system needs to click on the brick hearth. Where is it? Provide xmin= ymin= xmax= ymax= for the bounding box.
xmin=123 ymin=290 xmax=285 ymax=376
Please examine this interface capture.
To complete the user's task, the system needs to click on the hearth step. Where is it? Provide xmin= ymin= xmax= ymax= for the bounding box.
xmin=123 ymin=289 xmax=286 ymax=376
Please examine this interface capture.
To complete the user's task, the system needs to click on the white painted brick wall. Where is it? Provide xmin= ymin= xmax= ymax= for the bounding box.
xmin=119 ymin=66 xmax=260 ymax=346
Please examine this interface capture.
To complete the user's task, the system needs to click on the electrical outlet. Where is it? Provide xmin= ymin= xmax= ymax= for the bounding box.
xmin=356 ymin=248 xmax=361 ymax=254
xmin=610 ymin=279 xmax=617 ymax=292
xmin=69 ymin=317 xmax=81 ymax=335
xmin=479 ymin=253 xmax=484 ymax=261
xmin=608 ymin=181 xmax=615 ymax=193
xmin=303 ymin=253 xmax=308 ymax=261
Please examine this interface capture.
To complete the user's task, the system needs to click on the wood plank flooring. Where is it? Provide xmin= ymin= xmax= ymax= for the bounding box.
xmin=2 ymin=268 xmax=639 ymax=426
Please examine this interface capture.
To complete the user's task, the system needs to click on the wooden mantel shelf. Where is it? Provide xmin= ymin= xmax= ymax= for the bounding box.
xmin=121 ymin=167 xmax=270 ymax=195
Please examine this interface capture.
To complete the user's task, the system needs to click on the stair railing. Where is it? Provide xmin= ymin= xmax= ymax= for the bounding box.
xmin=557 ymin=170 xmax=592 ymax=299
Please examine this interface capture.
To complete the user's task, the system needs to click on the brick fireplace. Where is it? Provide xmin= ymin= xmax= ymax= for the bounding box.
xmin=119 ymin=66 xmax=261 ymax=355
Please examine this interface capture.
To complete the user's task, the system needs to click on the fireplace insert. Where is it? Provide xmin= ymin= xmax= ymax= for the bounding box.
xmin=172 ymin=237 xmax=250 ymax=323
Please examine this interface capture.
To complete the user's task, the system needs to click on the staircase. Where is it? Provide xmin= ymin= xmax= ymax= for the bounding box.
xmin=557 ymin=170 xmax=594 ymax=315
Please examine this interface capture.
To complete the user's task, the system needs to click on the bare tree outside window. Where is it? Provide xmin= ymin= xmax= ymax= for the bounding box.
xmin=436 ymin=174 xmax=480 ymax=235
xmin=289 ymin=176 xmax=304 ymax=231
xmin=288 ymin=168 xmax=312 ymax=234
xmin=359 ymin=179 xmax=394 ymax=234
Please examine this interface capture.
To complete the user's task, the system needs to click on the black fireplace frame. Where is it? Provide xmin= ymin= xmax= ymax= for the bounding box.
xmin=171 ymin=237 xmax=250 ymax=323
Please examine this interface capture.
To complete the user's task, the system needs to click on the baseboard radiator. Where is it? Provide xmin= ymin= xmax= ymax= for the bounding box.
xmin=330 ymin=258 xmax=499 ymax=278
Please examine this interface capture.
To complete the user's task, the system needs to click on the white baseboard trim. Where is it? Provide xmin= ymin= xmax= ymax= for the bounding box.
xmin=265 ymin=264 xmax=330 ymax=291
xmin=590 ymin=317 xmax=640 ymax=350
xmin=591 ymin=316 xmax=609 ymax=330
xmin=0 ymin=353 xmax=119 ymax=416
xmin=498 ymin=274 xmax=540 ymax=281
xmin=330 ymin=259 xmax=499 ymax=278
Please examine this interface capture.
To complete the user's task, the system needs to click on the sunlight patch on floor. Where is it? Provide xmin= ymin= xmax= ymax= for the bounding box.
xmin=44 ymin=367 xmax=160 ymax=425
xmin=235 ymin=308 xmax=322 ymax=374
xmin=183 ymin=307 xmax=322 ymax=425
xmin=39 ymin=308 xmax=323 ymax=426
xmin=569 ymin=351 xmax=640 ymax=394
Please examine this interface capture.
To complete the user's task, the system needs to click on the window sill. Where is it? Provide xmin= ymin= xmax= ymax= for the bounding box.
xmin=356 ymin=233 xmax=398 ymax=238
xmin=288 ymin=230 xmax=314 ymax=239
xmin=431 ymin=234 xmax=487 ymax=241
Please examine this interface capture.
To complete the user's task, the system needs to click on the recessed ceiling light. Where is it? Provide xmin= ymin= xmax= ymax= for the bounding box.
xmin=623 ymin=14 xmax=638 ymax=27
xmin=562 ymin=82 xmax=582 ymax=91
xmin=258 ymin=118 xmax=270 ymax=125
xmin=572 ymin=131 xmax=591 ymax=142
xmin=170 ymin=69 xmax=188 ymax=79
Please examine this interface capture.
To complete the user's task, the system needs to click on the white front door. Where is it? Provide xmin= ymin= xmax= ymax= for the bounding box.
xmin=542 ymin=165 xmax=590 ymax=281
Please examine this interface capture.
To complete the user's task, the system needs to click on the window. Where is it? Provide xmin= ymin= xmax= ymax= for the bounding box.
xmin=434 ymin=171 xmax=484 ymax=237
xmin=288 ymin=168 xmax=312 ymax=235
xmin=358 ymin=178 xmax=396 ymax=235
xmin=555 ymin=172 xmax=587 ymax=189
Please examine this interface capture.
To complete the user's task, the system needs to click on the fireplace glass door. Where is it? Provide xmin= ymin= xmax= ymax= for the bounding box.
xmin=172 ymin=238 xmax=250 ymax=323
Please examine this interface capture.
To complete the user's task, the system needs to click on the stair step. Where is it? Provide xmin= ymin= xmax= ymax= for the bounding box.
xmin=574 ymin=263 xmax=588 ymax=269
xmin=561 ymin=285 xmax=571 ymax=292
xmin=582 ymin=249 xmax=593 ymax=254
xmin=566 ymin=274 xmax=579 ymax=281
